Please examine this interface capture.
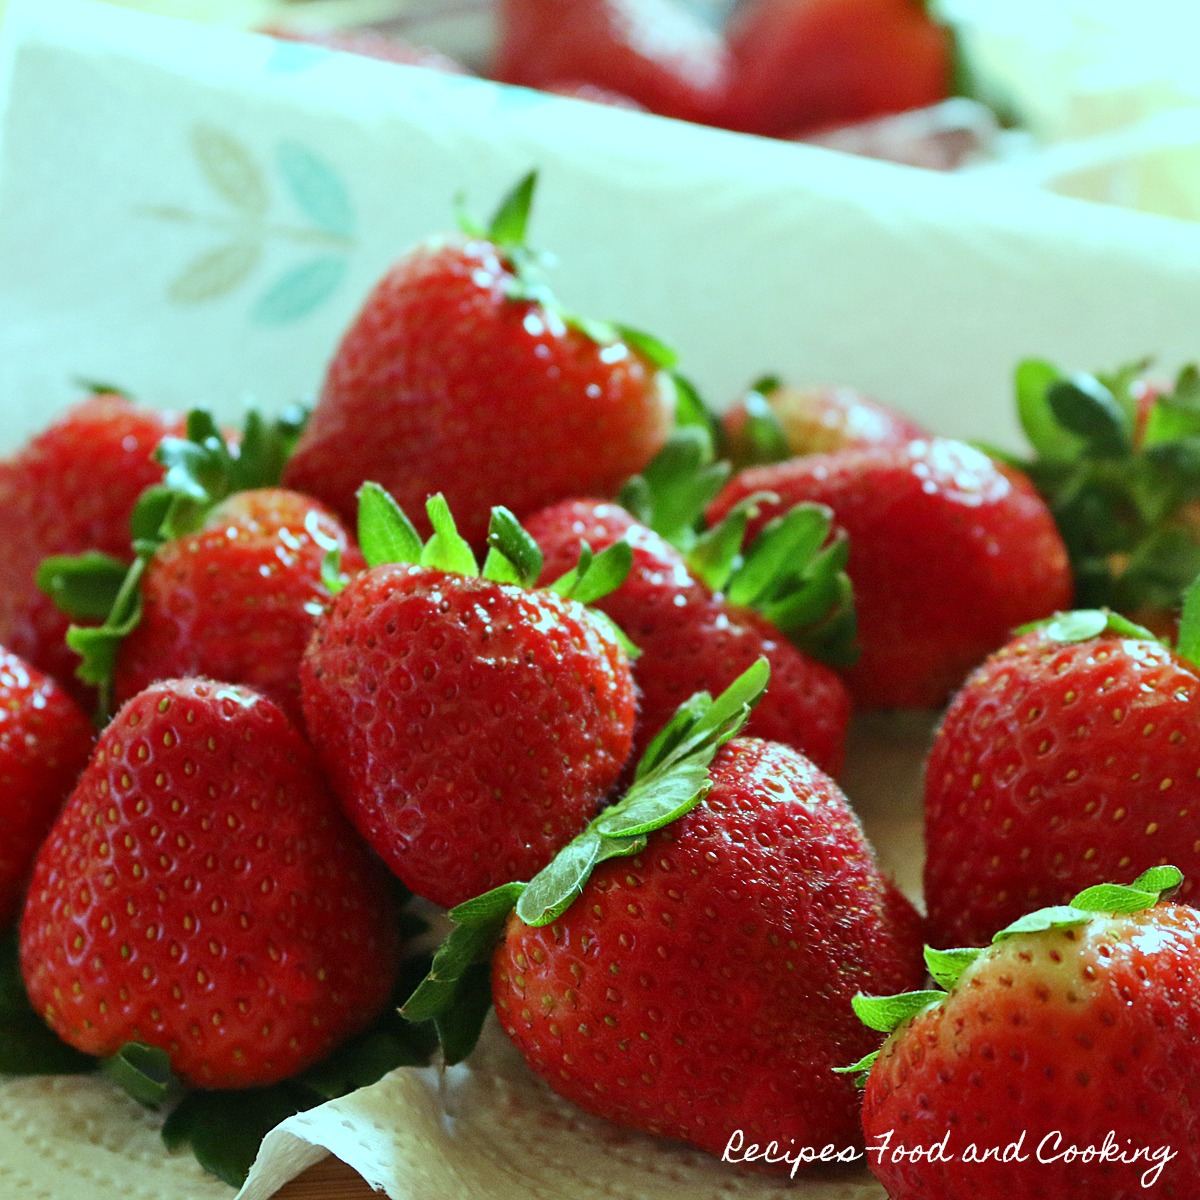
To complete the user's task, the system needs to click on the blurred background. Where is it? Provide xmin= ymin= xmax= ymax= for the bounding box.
xmin=2 ymin=0 xmax=1194 ymax=222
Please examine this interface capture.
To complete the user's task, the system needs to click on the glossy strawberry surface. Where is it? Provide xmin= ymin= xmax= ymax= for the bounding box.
xmin=492 ymin=737 xmax=924 ymax=1164
xmin=721 ymin=0 xmax=952 ymax=137
xmin=709 ymin=439 xmax=1073 ymax=710
xmin=0 ymin=647 xmax=93 ymax=927
xmin=19 ymin=679 xmax=402 ymax=1089
xmin=283 ymin=237 xmax=673 ymax=547
xmin=113 ymin=488 xmax=363 ymax=726
xmin=526 ymin=499 xmax=851 ymax=774
xmin=301 ymin=564 xmax=636 ymax=908
xmin=926 ymin=627 xmax=1200 ymax=946
xmin=864 ymin=906 xmax=1200 ymax=1198
xmin=493 ymin=0 xmax=730 ymax=124
xmin=0 ymin=394 xmax=182 ymax=692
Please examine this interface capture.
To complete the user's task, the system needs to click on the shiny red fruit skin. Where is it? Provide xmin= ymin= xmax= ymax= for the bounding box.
xmin=19 ymin=679 xmax=402 ymax=1089
xmin=114 ymin=488 xmax=363 ymax=726
xmin=283 ymin=237 xmax=673 ymax=547
xmin=0 ymin=395 xmax=183 ymax=692
xmin=721 ymin=0 xmax=952 ymax=137
xmin=863 ymin=907 xmax=1200 ymax=1199
xmin=721 ymin=383 xmax=928 ymax=466
xmin=0 ymin=647 xmax=93 ymax=926
xmin=926 ymin=629 xmax=1200 ymax=946
xmin=493 ymin=737 xmax=925 ymax=1165
xmin=493 ymin=0 xmax=730 ymax=124
xmin=300 ymin=565 xmax=636 ymax=908
xmin=525 ymin=499 xmax=851 ymax=775
xmin=709 ymin=439 xmax=1073 ymax=711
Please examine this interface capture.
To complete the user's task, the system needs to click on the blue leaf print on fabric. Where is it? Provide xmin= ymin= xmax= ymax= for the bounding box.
xmin=276 ymin=142 xmax=355 ymax=238
xmin=252 ymin=255 xmax=348 ymax=324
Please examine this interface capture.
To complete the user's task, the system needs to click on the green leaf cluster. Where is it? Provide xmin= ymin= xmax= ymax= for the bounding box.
xmin=838 ymin=865 xmax=1183 ymax=1086
xmin=401 ymin=659 xmax=771 ymax=1064
xmin=1001 ymin=358 xmax=1200 ymax=617
xmin=38 ymin=405 xmax=308 ymax=720
xmin=620 ymin=429 xmax=858 ymax=666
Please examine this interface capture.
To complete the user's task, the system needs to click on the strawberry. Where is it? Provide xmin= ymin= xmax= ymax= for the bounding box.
xmin=709 ymin=438 xmax=1073 ymax=709
xmin=109 ymin=488 xmax=361 ymax=727
xmin=0 ymin=390 xmax=183 ymax=693
xmin=848 ymin=867 xmax=1200 ymax=1198
xmin=19 ymin=677 xmax=403 ymax=1089
xmin=525 ymin=495 xmax=852 ymax=775
xmin=924 ymin=603 xmax=1200 ymax=947
xmin=282 ymin=174 xmax=676 ymax=547
xmin=41 ymin=408 xmax=313 ymax=720
xmin=720 ymin=376 xmax=928 ymax=469
xmin=719 ymin=0 xmax=953 ymax=138
xmin=0 ymin=648 xmax=93 ymax=927
xmin=260 ymin=26 xmax=469 ymax=74
xmin=404 ymin=664 xmax=924 ymax=1164
xmin=492 ymin=0 xmax=730 ymax=124
xmin=300 ymin=487 xmax=637 ymax=909
xmin=999 ymin=358 xmax=1200 ymax=628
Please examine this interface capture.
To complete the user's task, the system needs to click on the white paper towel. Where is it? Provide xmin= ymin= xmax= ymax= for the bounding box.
xmin=3 ymin=0 xmax=1200 ymax=458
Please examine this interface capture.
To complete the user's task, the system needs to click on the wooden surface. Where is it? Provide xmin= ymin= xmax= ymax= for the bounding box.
xmin=273 ymin=1157 xmax=373 ymax=1199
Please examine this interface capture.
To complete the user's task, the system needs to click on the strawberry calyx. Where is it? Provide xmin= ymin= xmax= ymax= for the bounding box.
xmin=37 ymin=406 xmax=308 ymax=720
xmin=401 ymin=658 xmax=770 ymax=1063
xmin=836 ymin=864 xmax=1184 ymax=1086
xmin=354 ymin=483 xmax=637 ymax=654
xmin=721 ymin=375 xmax=791 ymax=467
xmin=995 ymin=357 xmax=1200 ymax=617
xmin=458 ymin=171 xmax=683 ymax=399
xmin=620 ymin=429 xmax=858 ymax=666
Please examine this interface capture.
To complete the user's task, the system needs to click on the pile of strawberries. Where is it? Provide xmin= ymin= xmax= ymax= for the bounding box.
xmin=270 ymin=0 xmax=957 ymax=146
xmin=3 ymin=173 xmax=1200 ymax=1197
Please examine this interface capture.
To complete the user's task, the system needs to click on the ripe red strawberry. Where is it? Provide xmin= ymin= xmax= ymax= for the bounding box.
xmin=404 ymin=666 xmax=923 ymax=1165
xmin=492 ymin=0 xmax=730 ymax=124
xmin=719 ymin=0 xmax=953 ymax=137
xmin=300 ymin=488 xmax=636 ymax=909
xmin=709 ymin=438 xmax=1073 ymax=709
xmin=261 ymin=26 xmax=469 ymax=74
xmin=851 ymin=867 xmax=1200 ymax=1198
xmin=0 ymin=648 xmax=93 ymax=927
xmin=282 ymin=174 xmax=675 ymax=547
xmin=0 ymin=391 xmax=182 ymax=692
xmin=924 ymin=607 xmax=1200 ymax=947
xmin=525 ymin=497 xmax=851 ymax=775
xmin=110 ymin=488 xmax=362 ymax=726
xmin=720 ymin=377 xmax=928 ymax=468
xmin=19 ymin=678 xmax=402 ymax=1089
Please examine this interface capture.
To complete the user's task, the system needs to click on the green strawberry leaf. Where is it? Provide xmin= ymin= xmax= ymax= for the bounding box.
xmin=670 ymin=374 xmax=721 ymax=456
xmin=831 ymin=1048 xmax=879 ymax=1087
xmin=850 ymin=990 xmax=944 ymax=1033
xmin=421 ymin=494 xmax=479 ymax=576
xmin=1019 ymin=608 xmax=1157 ymax=646
xmin=36 ymin=551 xmax=128 ymax=620
xmin=1014 ymin=358 xmax=1080 ymax=462
xmin=548 ymin=539 xmax=633 ymax=606
xmin=923 ymin=945 xmax=983 ymax=991
xmin=616 ymin=325 xmax=679 ymax=371
xmin=1129 ymin=863 xmax=1185 ymax=897
xmin=485 ymin=507 xmax=544 ymax=588
xmin=103 ymin=1042 xmax=180 ymax=1108
xmin=357 ymin=482 xmax=422 ymax=569
xmin=992 ymin=904 xmax=1099 ymax=941
xmin=162 ymin=1084 xmax=313 ymax=1187
xmin=724 ymin=379 xmax=791 ymax=468
xmin=1046 ymin=375 xmax=1132 ymax=458
xmin=487 ymin=170 xmax=537 ymax=249
xmin=1176 ymin=575 xmax=1200 ymax=667
xmin=617 ymin=427 xmax=730 ymax=552
xmin=402 ymin=661 xmax=770 ymax=1060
